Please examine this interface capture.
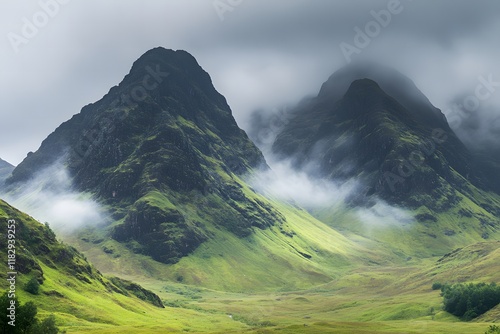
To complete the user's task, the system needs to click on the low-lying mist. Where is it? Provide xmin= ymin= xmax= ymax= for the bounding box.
xmin=355 ymin=201 xmax=415 ymax=230
xmin=249 ymin=158 xmax=415 ymax=230
xmin=248 ymin=138 xmax=415 ymax=229
xmin=250 ymin=158 xmax=357 ymax=208
xmin=1 ymin=159 xmax=107 ymax=234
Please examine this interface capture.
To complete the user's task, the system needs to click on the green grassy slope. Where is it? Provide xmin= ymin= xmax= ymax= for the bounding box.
xmin=68 ymin=185 xmax=387 ymax=292
xmin=0 ymin=199 xmax=248 ymax=333
xmin=53 ymin=174 xmax=498 ymax=333
xmin=54 ymin=171 xmax=499 ymax=333
xmin=2 ymin=193 xmax=498 ymax=333
xmin=171 ymin=241 xmax=499 ymax=334
xmin=100 ymin=242 xmax=495 ymax=334
xmin=313 ymin=187 xmax=500 ymax=260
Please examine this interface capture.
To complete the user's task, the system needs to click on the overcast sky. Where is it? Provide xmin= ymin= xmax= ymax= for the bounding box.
xmin=1 ymin=0 xmax=499 ymax=165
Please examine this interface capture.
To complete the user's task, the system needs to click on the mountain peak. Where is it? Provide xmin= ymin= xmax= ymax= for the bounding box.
xmin=344 ymin=78 xmax=383 ymax=97
xmin=318 ymin=63 xmax=448 ymax=130
xmin=319 ymin=62 xmax=410 ymax=98
xmin=105 ymin=47 xmax=224 ymax=111
xmin=137 ymin=47 xmax=192 ymax=60
xmin=348 ymin=78 xmax=380 ymax=88
xmin=8 ymin=47 xmax=262 ymax=185
xmin=130 ymin=48 xmax=201 ymax=75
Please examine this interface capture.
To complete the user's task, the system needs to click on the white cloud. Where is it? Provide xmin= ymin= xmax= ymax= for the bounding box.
xmin=356 ymin=200 xmax=415 ymax=230
xmin=249 ymin=159 xmax=358 ymax=208
xmin=1 ymin=159 xmax=106 ymax=234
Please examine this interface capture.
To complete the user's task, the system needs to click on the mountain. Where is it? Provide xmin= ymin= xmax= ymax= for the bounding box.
xmin=271 ymin=65 xmax=500 ymax=257
xmin=0 ymin=158 xmax=14 ymax=185
xmin=2 ymin=52 xmax=499 ymax=333
xmin=272 ymin=65 xmax=500 ymax=212
xmin=5 ymin=48 xmax=282 ymax=265
xmin=316 ymin=63 xmax=500 ymax=195
xmin=4 ymin=48 xmax=376 ymax=289
xmin=316 ymin=63 xmax=450 ymax=130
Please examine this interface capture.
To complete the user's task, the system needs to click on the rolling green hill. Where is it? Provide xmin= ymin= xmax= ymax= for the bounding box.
xmin=0 ymin=199 xmax=251 ymax=333
xmin=7 ymin=192 xmax=498 ymax=333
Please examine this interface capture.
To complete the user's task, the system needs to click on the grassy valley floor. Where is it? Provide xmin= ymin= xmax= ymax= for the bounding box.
xmin=66 ymin=261 xmax=499 ymax=333
xmin=59 ymin=201 xmax=499 ymax=333
xmin=64 ymin=241 xmax=499 ymax=333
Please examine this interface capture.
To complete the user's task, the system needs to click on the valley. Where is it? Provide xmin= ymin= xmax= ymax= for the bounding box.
xmin=58 ymin=243 xmax=500 ymax=333
xmin=1 ymin=47 xmax=499 ymax=333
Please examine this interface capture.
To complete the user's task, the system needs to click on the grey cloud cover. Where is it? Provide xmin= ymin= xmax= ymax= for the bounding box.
xmin=1 ymin=0 xmax=499 ymax=165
